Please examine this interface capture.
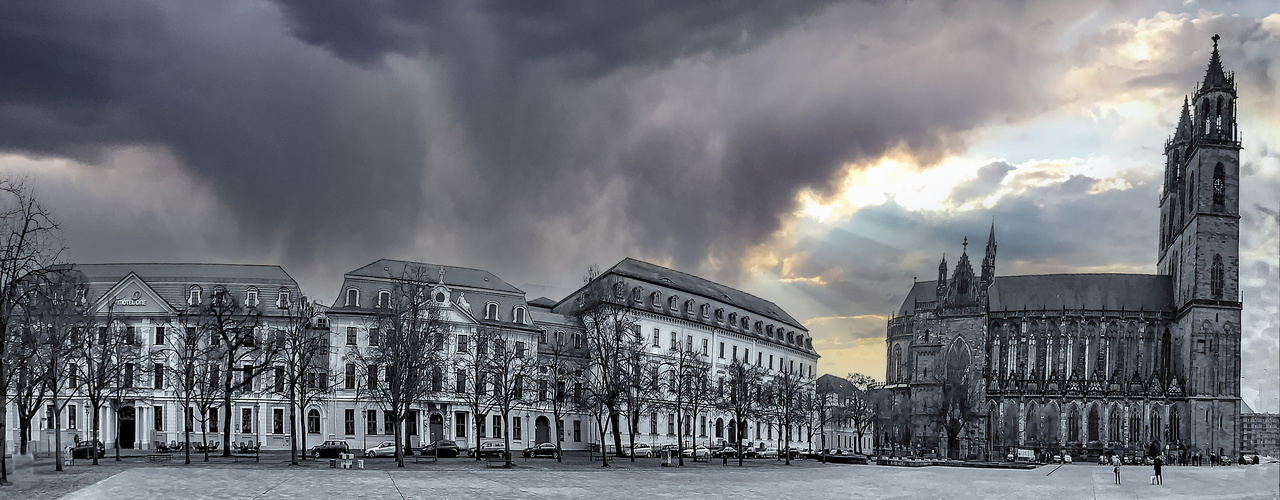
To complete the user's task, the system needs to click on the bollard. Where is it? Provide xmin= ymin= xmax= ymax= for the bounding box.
xmin=329 ymin=458 xmax=336 ymax=468
xmin=357 ymin=459 xmax=364 ymax=469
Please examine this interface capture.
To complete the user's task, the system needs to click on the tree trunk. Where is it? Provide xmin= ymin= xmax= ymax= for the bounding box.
xmin=221 ymin=358 xmax=234 ymax=457
xmin=112 ymin=407 xmax=121 ymax=461
xmin=394 ymin=418 xmax=404 ymax=468
xmin=0 ymin=399 xmax=8 ymax=485
xmin=626 ymin=415 xmax=636 ymax=463
xmin=53 ymin=405 xmax=63 ymax=472
xmin=676 ymin=408 xmax=684 ymax=466
xmin=18 ymin=417 xmax=31 ymax=455
xmin=184 ymin=418 xmax=191 ymax=465
xmin=201 ymin=422 xmax=210 ymax=462
xmin=288 ymin=391 xmax=298 ymax=466
xmin=598 ymin=425 xmax=610 ymax=467
xmin=503 ymin=412 xmax=512 ymax=467
xmin=91 ymin=407 xmax=101 ymax=466
xmin=609 ymin=408 xmax=623 ymax=458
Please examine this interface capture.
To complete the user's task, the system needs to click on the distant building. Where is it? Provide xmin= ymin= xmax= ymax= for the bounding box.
xmin=816 ymin=374 xmax=872 ymax=453
xmin=873 ymin=37 xmax=1244 ymax=461
xmin=1240 ymin=402 xmax=1279 ymax=457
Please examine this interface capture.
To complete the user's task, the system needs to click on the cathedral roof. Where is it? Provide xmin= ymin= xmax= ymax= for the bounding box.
xmin=987 ymin=273 xmax=1173 ymax=312
xmin=897 ymin=280 xmax=939 ymax=316
xmin=1201 ymin=34 xmax=1230 ymax=92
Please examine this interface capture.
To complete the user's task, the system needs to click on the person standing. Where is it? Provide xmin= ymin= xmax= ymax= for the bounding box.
xmin=1114 ymin=459 xmax=1122 ymax=484
xmin=1154 ymin=455 xmax=1163 ymax=485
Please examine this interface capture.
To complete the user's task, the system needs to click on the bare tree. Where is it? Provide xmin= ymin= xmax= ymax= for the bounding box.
xmin=718 ymin=358 xmax=765 ymax=466
xmin=765 ymin=365 xmax=807 ymax=465
xmin=843 ymin=373 xmax=877 ymax=454
xmin=455 ymin=324 xmax=500 ymax=460
xmin=8 ymin=309 xmax=46 ymax=457
xmin=619 ymin=332 xmax=659 ymax=462
xmin=76 ymin=303 xmax=147 ymax=465
xmin=186 ymin=286 xmax=271 ymax=457
xmin=576 ymin=265 xmax=638 ymax=465
xmin=487 ymin=328 xmax=538 ymax=466
xmin=661 ymin=346 xmax=712 ymax=466
xmin=934 ymin=353 xmax=982 ymax=460
xmin=346 ymin=263 xmax=449 ymax=467
xmin=0 ymin=180 xmax=65 ymax=485
xmin=274 ymin=300 xmax=333 ymax=465
xmin=27 ymin=269 xmax=90 ymax=471
xmin=168 ymin=315 xmax=219 ymax=464
xmin=536 ymin=330 xmax=583 ymax=462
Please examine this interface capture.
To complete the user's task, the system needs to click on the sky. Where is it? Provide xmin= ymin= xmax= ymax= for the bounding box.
xmin=1 ymin=0 xmax=1277 ymax=411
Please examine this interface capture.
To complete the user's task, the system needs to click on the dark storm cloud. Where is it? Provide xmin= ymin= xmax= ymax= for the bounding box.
xmin=0 ymin=0 xmax=426 ymax=277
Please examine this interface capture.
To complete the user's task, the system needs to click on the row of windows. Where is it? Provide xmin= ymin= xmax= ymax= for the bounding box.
xmin=187 ymin=285 xmax=290 ymax=309
xmin=645 ymin=327 xmax=814 ymax=377
xmin=614 ymin=284 xmax=809 ymax=350
xmin=343 ymin=288 xmax=529 ymax=324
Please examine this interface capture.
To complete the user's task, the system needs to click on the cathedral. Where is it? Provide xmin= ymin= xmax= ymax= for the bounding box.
xmin=876 ymin=36 xmax=1242 ymax=462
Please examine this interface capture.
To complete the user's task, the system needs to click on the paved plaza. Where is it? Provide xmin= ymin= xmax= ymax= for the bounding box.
xmin=52 ymin=462 xmax=1280 ymax=500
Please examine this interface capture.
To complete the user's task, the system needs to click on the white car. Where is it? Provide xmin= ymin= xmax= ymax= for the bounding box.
xmin=757 ymin=449 xmax=779 ymax=459
xmin=621 ymin=443 xmax=653 ymax=458
xmin=681 ymin=446 xmax=710 ymax=459
xmin=364 ymin=440 xmax=398 ymax=458
xmin=1063 ymin=454 xmax=1073 ymax=464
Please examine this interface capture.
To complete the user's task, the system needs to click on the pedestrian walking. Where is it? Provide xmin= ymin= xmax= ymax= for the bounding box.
xmin=1154 ymin=455 xmax=1163 ymax=485
xmin=1113 ymin=460 xmax=1122 ymax=484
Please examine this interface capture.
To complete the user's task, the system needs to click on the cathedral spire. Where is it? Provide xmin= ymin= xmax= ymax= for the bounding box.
xmin=1174 ymin=95 xmax=1192 ymax=141
xmin=1201 ymin=34 xmax=1231 ymax=92
xmin=981 ymin=220 xmax=997 ymax=288
xmin=936 ymin=253 xmax=948 ymax=302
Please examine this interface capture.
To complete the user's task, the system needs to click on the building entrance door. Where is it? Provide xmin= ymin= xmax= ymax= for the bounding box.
xmin=430 ymin=413 xmax=444 ymax=443
xmin=536 ymin=416 xmax=551 ymax=444
xmin=119 ymin=406 xmax=136 ymax=449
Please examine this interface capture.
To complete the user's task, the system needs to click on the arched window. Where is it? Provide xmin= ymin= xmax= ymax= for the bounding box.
xmin=893 ymin=345 xmax=904 ymax=383
xmin=245 ymin=287 xmax=259 ymax=308
xmin=1216 ymin=95 xmax=1225 ymax=131
xmin=1087 ymin=405 xmax=1100 ymax=442
xmin=485 ymin=302 xmax=499 ymax=320
xmin=668 ymin=295 xmax=679 ymax=310
xmin=431 ymin=367 xmax=443 ymax=392
xmin=1212 ymin=162 xmax=1225 ymax=209
xmin=1211 ymin=254 xmax=1224 ymax=299
xmin=1150 ymin=408 xmax=1163 ymax=445
xmin=684 ymin=299 xmax=695 ymax=314
xmin=188 ymin=285 xmax=202 ymax=306
xmin=1068 ymin=407 xmax=1080 ymax=442
xmin=715 ymin=418 xmax=724 ymax=439
xmin=276 ymin=288 xmax=290 ymax=309
xmin=1109 ymin=407 xmax=1122 ymax=443
xmin=1169 ymin=408 xmax=1181 ymax=443
xmin=632 ymin=287 xmax=643 ymax=303
xmin=345 ymin=288 xmax=359 ymax=307
xmin=513 ymin=306 xmax=526 ymax=324
xmin=377 ymin=290 xmax=390 ymax=308
xmin=307 ymin=409 xmax=320 ymax=434
xmin=650 ymin=291 xmax=661 ymax=307
xmin=1129 ymin=410 xmax=1142 ymax=443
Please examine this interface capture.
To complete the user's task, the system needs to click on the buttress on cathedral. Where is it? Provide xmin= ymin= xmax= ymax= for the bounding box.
xmin=877 ymin=36 xmax=1243 ymax=461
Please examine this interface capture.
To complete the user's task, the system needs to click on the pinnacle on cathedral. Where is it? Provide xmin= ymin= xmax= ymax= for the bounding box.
xmin=1173 ymin=96 xmax=1192 ymax=142
xmin=1201 ymin=34 xmax=1231 ymax=92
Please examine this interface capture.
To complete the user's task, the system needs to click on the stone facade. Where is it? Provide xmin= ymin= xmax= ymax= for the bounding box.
xmin=873 ymin=38 xmax=1244 ymax=462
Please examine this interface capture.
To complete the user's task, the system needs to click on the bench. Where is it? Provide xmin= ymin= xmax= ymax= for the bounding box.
xmin=147 ymin=454 xmax=171 ymax=462
xmin=484 ymin=453 xmax=509 ymax=468
xmin=414 ymin=452 xmax=437 ymax=464
xmin=233 ymin=453 xmax=259 ymax=463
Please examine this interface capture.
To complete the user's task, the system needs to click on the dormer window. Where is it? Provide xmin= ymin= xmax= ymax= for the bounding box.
xmin=650 ymin=291 xmax=661 ymax=307
xmin=741 ymin=316 xmax=749 ymax=330
xmin=787 ymin=331 xmax=794 ymax=344
xmin=345 ymin=289 xmax=359 ymax=307
xmin=485 ymin=302 xmax=499 ymax=320
xmin=188 ymin=286 xmax=202 ymax=306
xmin=700 ymin=304 xmax=710 ymax=318
xmin=668 ymin=295 xmax=679 ymax=310
xmin=684 ymin=299 xmax=695 ymax=315
xmin=246 ymin=287 xmax=259 ymax=308
xmin=632 ymin=286 xmax=643 ymax=303
xmin=612 ymin=282 xmax=625 ymax=299
xmin=766 ymin=325 xmax=774 ymax=338
xmin=754 ymin=321 xmax=763 ymax=334
xmin=728 ymin=312 xmax=737 ymax=327
xmin=276 ymin=288 xmax=290 ymax=309
xmin=377 ymin=290 xmax=391 ymax=308
xmin=714 ymin=309 xmax=724 ymax=322
xmin=513 ymin=306 xmax=526 ymax=324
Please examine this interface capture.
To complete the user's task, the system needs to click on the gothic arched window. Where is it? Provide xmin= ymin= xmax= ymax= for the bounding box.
xmin=1212 ymin=162 xmax=1225 ymax=209
xmin=1109 ymin=407 xmax=1122 ymax=443
xmin=1068 ymin=407 xmax=1080 ymax=443
xmin=1216 ymin=96 xmax=1225 ymax=131
xmin=1211 ymin=254 xmax=1224 ymax=299
xmin=1088 ymin=406 xmax=1100 ymax=442
xmin=893 ymin=345 xmax=903 ymax=383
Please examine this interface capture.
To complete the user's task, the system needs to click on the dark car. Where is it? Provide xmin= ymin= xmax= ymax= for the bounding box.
xmin=310 ymin=440 xmax=350 ymax=459
xmin=469 ymin=441 xmax=507 ymax=459
xmin=420 ymin=439 xmax=460 ymax=458
xmin=522 ymin=442 xmax=560 ymax=459
xmin=711 ymin=446 xmax=738 ymax=459
xmin=71 ymin=440 xmax=105 ymax=459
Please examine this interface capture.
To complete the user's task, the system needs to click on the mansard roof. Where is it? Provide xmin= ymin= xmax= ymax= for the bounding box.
xmin=606 ymin=257 xmax=805 ymax=330
xmin=897 ymin=280 xmax=939 ymax=316
xmin=344 ymin=258 xmax=522 ymax=294
xmin=988 ymin=273 xmax=1173 ymax=312
xmin=75 ymin=263 xmax=298 ymax=316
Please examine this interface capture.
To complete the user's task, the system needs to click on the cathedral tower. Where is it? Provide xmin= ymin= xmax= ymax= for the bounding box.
xmin=1158 ymin=34 xmax=1241 ymax=457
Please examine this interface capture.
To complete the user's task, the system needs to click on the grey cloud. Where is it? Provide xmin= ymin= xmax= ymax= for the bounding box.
xmin=947 ymin=161 xmax=1015 ymax=206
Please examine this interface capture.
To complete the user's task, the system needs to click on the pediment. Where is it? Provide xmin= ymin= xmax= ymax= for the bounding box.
xmin=90 ymin=272 xmax=177 ymax=316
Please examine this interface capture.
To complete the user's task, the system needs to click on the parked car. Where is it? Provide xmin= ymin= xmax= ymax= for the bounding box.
xmin=71 ymin=440 xmax=105 ymax=459
xmin=364 ymin=440 xmax=399 ymax=458
xmin=1052 ymin=454 xmax=1062 ymax=464
xmin=757 ymin=448 xmax=779 ymax=459
xmin=469 ymin=441 xmax=507 ymax=459
xmin=522 ymin=442 xmax=559 ymax=459
xmin=682 ymin=446 xmax=710 ymax=459
xmin=1063 ymin=454 xmax=1073 ymax=464
xmin=711 ymin=446 xmax=738 ymax=459
xmin=421 ymin=439 xmax=460 ymax=458
xmin=310 ymin=440 xmax=350 ymax=459
xmin=621 ymin=443 xmax=653 ymax=458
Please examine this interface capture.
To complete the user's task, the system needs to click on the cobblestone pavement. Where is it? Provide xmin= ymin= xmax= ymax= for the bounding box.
xmin=52 ymin=460 xmax=1279 ymax=500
